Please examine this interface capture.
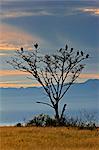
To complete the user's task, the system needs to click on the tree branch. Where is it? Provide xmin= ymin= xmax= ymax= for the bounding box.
xmin=60 ymin=104 xmax=67 ymax=119
xmin=36 ymin=101 xmax=54 ymax=108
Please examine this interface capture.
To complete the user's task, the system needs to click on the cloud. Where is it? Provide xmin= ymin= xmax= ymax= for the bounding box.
xmin=0 ymin=53 xmax=9 ymax=56
xmin=1 ymin=0 xmax=99 ymax=19
xmin=0 ymin=82 xmax=41 ymax=88
xmin=0 ymin=78 xmax=41 ymax=87
xmin=0 ymin=8 xmax=82 ymax=19
xmin=0 ymin=70 xmax=41 ymax=87
xmin=0 ymin=11 xmax=53 ymax=19
xmin=80 ymin=73 xmax=99 ymax=79
xmin=0 ymin=23 xmax=43 ymax=51
xmin=80 ymin=8 xmax=99 ymax=16
xmin=0 ymin=12 xmax=34 ymax=18
xmin=0 ymin=70 xmax=29 ymax=76
xmin=0 ymin=1 xmax=91 ymax=19
xmin=0 ymin=69 xmax=99 ymax=87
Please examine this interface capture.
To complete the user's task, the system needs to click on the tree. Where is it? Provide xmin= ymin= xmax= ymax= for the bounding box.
xmin=8 ymin=43 xmax=89 ymax=123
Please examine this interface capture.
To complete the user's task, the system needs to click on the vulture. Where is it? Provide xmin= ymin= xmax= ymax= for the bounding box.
xmin=65 ymin=44 xmax=68 ymax=50
xmin=81 ymin=51 xmax=83 ymax=56
xmin=77 ymin=51 xmax=79 ymax=56
xmin=34 ymin=43 xmax=38 ymax=49
xmin=70 ymin=48 xmax=73 ymax=53
xmin=86 ymin=54 xmax=89 ymax=58
xmin=20 ymin=47 xmax=23 ymax=52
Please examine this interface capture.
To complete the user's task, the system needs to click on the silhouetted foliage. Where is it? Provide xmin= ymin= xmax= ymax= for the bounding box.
xmin=26 ymin=114 xmax=56 ymax=127
xmin=25 ymin=113 xmax=96 ymax=130
xmin=8 ymin=43 xmax=89 ymax=124
xmin=16 ymin=123 xmax=22 ymax=127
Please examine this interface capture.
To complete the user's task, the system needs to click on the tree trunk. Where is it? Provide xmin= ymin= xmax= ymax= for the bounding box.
xmin=54 ymin=103 xmax=60 ymax=123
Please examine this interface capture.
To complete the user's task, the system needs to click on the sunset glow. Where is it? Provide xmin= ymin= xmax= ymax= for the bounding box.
xmin=0 ymin=70 xmax=30 ymax=77
xmin=80 ymin=74 xmax=99 ymax=79
xmin=0 ymin=24 xmax=43 ymax=51
xmin=81 ymin=8 xmax=99 ymax=15
xmin=0 ymin=69 xmax=99 ymax=87
xmin=0 ymin=82 xmax=41 ymax=88
xmin=0 ymin=70 xmax=99 ymax=78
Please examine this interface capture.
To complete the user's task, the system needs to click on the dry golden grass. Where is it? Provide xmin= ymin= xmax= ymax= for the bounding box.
xmin=0 ymin=126 xmax=99 ymax=150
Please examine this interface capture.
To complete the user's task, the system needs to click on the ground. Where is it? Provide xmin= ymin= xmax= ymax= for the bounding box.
xmin=0 ymin=127 xmax=99 ymax=150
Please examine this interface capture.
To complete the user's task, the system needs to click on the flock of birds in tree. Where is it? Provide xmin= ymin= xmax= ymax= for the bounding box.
xmin=20 ymin=43 xmax=89 ymax=59
xmin=20 ymin=43 xmax=38 ymax=52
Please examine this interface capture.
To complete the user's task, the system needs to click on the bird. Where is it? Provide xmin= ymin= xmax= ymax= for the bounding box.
xmin=59 ymin=48 xmax=62 ymax=52
xmin=81 ymin=51 xmax=83 ymax=56
xmin=20 ymin=47 xmax=23 ymax=52
xmin=77 ymin=51 xmax=79 ymax=56
xmin=86 ymin=54 xmax=89 ymax=58
xmin=34 ymin=43 xmax=38 ymax=49
xmin=65 ymin=44 xmax=68 ymax=50
xmin=70 ymin=48 xmax=73 ymax=53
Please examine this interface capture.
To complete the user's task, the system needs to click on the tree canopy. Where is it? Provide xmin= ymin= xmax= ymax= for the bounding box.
xmin=8 ymin=43 xmax=89 ymax=123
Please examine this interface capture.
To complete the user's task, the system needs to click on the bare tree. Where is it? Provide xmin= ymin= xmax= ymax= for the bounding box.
xmin=8 ymin=44 xmax=89 ymax=123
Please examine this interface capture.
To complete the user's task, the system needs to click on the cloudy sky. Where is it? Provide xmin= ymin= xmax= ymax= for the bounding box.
xmin=0 ymin=0 xmax=99 ymax=87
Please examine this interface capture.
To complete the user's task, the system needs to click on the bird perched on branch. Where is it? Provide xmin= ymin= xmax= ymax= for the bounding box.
xmin=81 ymin=51 xmax=83 ymax=56
xmin=70 ymin=48 xmax=73 ymax=53
xmin=20 ymin=47 xmax=23 ymax=52
xmin=65 ymin=44 xmax=68 ymax=50
xmin=86 ymin=54 xmax=89 ymax=58
xmin=59 ymin=48 xmax=62 ymax=52
xmin=77 ymin=51 xmax=79 ymax=56
xmin=34 ymin=43 xmax=38 ymax=49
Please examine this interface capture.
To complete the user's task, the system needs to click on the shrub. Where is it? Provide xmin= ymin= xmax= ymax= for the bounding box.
xmin=26 ymin=113 xmax=97 ymax=130
xmin=77 ymin=111 xmax=97 ymax=130
xmin=16 ymin=123 xmax=22 ymax=127
xmin=26 ymin=114 xmax=54 ymax=127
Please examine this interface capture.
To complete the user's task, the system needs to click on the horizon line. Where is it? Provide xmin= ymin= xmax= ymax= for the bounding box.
xmin=0 ymin=78 xmax=98 ymax=89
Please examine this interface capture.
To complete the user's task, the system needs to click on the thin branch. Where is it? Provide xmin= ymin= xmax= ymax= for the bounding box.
xmin=60 ymin=104 xmax=67 ymax=119
xmin=59 ymin=69 xmax=82 ymax=100
xmin=36 ymin=101 xmax=54 ymax=108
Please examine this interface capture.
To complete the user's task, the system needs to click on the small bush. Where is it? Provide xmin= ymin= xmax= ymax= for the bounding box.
xmin=78 ymin=122 xmax=96 ymax=130
xmin=16 ymin=123 xmax=22 ymax=127
xmin=25 ymin=113 xmax=97 ymax=130
xmin=26 ymin=114 xmax=54 ymax=127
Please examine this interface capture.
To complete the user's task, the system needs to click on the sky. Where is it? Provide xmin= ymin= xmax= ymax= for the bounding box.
xmin=0 ymin=0 xmax=99 ymax=87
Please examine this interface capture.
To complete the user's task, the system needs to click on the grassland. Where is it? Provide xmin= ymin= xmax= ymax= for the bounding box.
xmin=0 ymin=126 xmax=99 ymax=150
